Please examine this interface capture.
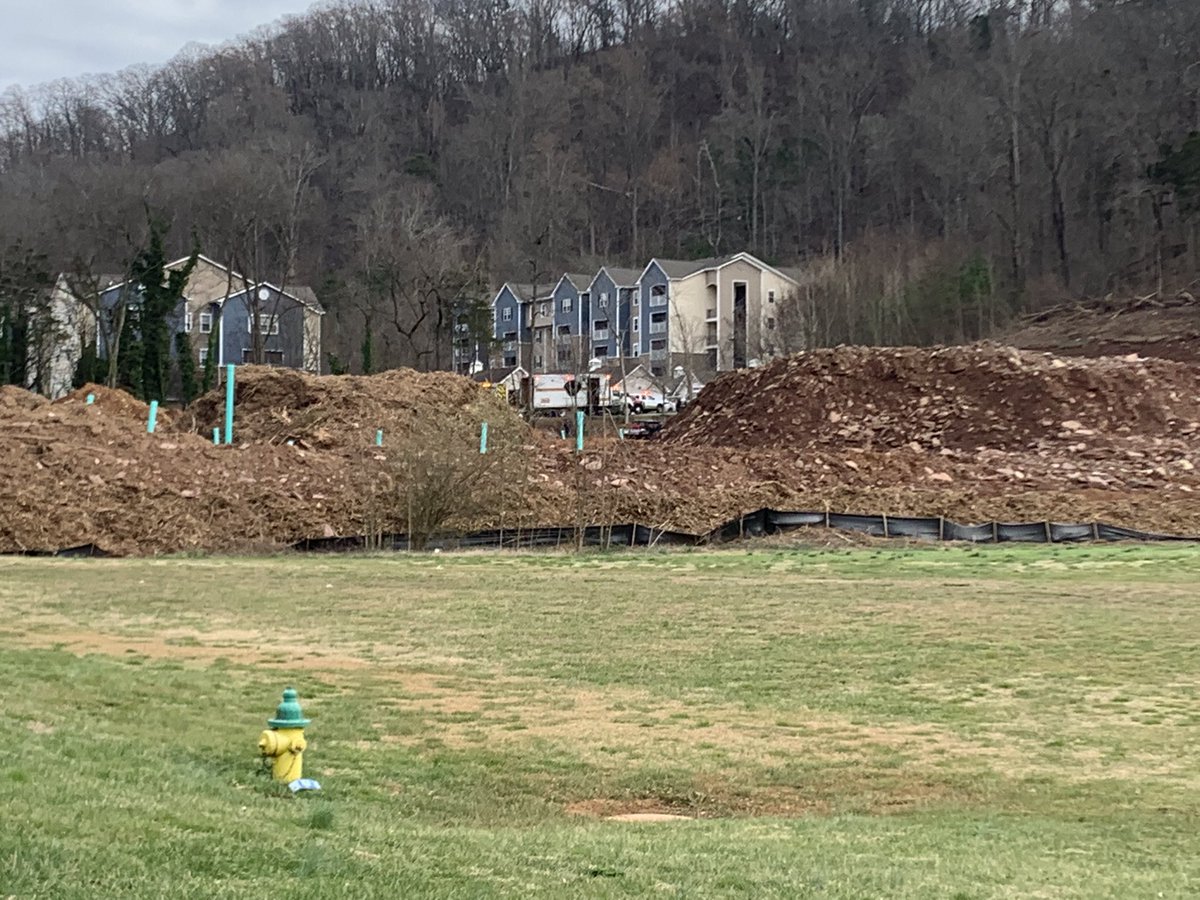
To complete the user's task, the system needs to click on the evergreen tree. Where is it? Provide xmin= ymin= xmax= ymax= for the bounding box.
xmin=0 ymin=242 xmax=50 ymax=387
xmin=117 ymin=308 xmax=143 ymax=398
xmin=175 ymin=332 xmax=198 ymax=405
xmin=128 ymin=216 xmax=198 ymax=402
xmin=73 ymin=342 xmax=102 ymax=389
xmin=361 ymin=328 xmax=374 ymax=374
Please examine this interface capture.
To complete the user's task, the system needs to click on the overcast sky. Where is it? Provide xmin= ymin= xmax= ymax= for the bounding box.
xmin=0 ymin=1 xmax=314 ymax=91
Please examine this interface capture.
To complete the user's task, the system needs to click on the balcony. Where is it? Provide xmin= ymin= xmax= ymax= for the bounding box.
xmin=503 ymin=340 xmax=516 ymax=352
xmin=648 ymin=290 xmax=668 ymax=308
xmin=705 ymin=308 xmax=717 ymax=320
xmin=649 ymin=321 xmax=667 ymax=335
xmin=592 ymin=328 xmax=609 ymax=341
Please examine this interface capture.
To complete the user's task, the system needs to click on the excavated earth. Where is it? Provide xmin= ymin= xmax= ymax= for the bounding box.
xmin=1006 ymin=290 xmax=1200 ymax=363
xmin=2 ymin=347 xmax=1198 ymax=556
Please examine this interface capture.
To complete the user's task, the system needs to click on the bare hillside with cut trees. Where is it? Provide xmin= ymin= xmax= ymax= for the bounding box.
xmin=2 ymin=0 xmax=1200 ymax=380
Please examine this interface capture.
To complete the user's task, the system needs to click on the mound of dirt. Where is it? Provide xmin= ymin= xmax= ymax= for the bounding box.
xmin=2 ymin=350 xmax=1198 ymax=557
xmin=55 ymin=383 xmax=170 ymax=428
xmin=1007 ymin=291 xmax=1200 ymax=363
xmin=0 ymin=385 xmax=48 ymax=412
xmin=180 ymin=366 xmax=516 ymax=451
xmin=661 ymin=344 xmax=1200 ymax=454
xmin=0 ymin=384 xmax=358 ymax=555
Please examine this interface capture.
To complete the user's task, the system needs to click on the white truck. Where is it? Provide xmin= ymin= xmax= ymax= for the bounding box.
xmin=520 ymin=373 xmax=615 ymax=414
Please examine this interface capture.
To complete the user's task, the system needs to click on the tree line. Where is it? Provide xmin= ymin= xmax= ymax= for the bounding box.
xmin=2 ymin=0 xmax=1199 ymax=380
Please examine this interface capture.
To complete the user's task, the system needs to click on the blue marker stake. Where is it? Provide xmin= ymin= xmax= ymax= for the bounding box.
xmin=85 ymin=393 xmax=95 ymax=405
xmin=576 ymin=410 xmax=584 ymax=452
xmin=224 ymin=364 xmax=235 ymax=445
xmin=375 ymin=429 xmax=383 ymax=447
xmin=212 ymin=427 xmax=220 ymax=445
xmin=480 ymin=422 xmax=488 ymax=454
xmin=146 ymin=400 xmax=159 ymax=434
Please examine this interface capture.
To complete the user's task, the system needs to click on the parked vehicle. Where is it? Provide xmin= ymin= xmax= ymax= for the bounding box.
xmin=519 ymin=373 xmax=611 ymax=413
xmin=628 ymin=390 xmax=677 ymax=414
xmin=618 ymin=419 xmax=664 ymax=439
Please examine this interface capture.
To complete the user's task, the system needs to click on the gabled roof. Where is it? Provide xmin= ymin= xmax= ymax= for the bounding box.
xmin=606 ymin=267 xmax=643 ymax=286
xmin=97 ymin=254 xmax=323 ymax=312
xmin=492 ymin=283 xmax=535 ymax=306
xmin=588 ymin=266 xmax=643 ymax=292
xmin=556 ymin=273 xmax=593 ymax=294
xmin=651 ymin=256 xmax=736 ymax=279
xmin=596 ymin=362 xmax=649 ymax=384
xmin=281 ymin=285 xmax=325 ymax=315
xmin=224 ymin=281 xmax=325 ymax=314
xmin=473 ymin=365 xmax=527 ymax=383
xmin=640 ymin=253 xmax=803 ymax=286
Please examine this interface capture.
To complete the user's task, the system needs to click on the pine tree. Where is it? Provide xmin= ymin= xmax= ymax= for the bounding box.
xmin=175 ymin=332 xmax=198 ymax=405
xmin=361 ymin=328 xmax=374 ymax=374
xmin=128 ymin=216 xmax=198 ymax=402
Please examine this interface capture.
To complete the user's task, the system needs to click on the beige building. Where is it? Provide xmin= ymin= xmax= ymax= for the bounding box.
xmin=32 ymin=255 xmax=323 ymax=398
xmin=634 ymin=253 xmax=803 ymax=376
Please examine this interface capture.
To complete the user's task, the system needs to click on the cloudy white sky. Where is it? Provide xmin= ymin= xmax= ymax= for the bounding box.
xmin=0 ymin=1 xmax=315 ymax=91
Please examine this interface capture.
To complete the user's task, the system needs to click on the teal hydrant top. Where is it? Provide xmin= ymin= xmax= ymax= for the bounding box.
xmin=267 ymin=687 xmax=311 ymax=729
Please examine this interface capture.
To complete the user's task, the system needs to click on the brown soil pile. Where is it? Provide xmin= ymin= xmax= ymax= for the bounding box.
xmin=1 ymin=385 xmax=47 ymax=412
xmin=0 ymin=389 xmax=362 ymax=555
xmin=661 ymin=344 xmax=1200 ymax=454
xmin=2 ymin=348 xmax=1198 ymax=556
xmin=1007 ymin=291 xmax=1200 ymax=363
xmin=180 ymin=366 xmax=509 ymax=451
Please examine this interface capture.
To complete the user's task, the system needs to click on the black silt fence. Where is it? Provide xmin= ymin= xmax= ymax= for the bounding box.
xmin=9 ymin=512 xmax=1194 ymax=557
xmin=290 ymin=509 xmax=1198 ymax=554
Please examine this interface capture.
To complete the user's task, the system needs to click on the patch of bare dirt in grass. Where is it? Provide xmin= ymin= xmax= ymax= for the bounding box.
xmin=565 ymin=775 xmax=958 ymax=820
xmin=11 ymin=627 xmax=377 ymax=672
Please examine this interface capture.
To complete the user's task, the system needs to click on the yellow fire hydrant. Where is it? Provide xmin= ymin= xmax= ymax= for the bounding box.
xmin=258 ymin=687 xmax=310 ymax=783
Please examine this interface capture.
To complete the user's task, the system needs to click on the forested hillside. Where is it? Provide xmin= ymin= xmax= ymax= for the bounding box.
xmin=1 ymin=0 xmax=1198 ymax=374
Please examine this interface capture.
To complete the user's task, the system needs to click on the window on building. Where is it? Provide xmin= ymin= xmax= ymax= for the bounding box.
xmin=632 ymin=318 xmax=640 ymax=332
xmin=184 ymin=311 xmax=193 ymax=333
xmin=540 ymin=302 xmax=549 ymax=317
xmin=247 ymin=314 xmax=279 ymax=335
xmin=561 ymin=297 xmax=572 ymax=313
xmin=594 ymin=346 xmax=608 ymax=357
xmin=557 ymin=348 xmax=572 ymax=364
xmin=767 ymin=317 xmax=776 ymax=331
xmin=502 ymin=307 xmax=513 ymax=321
xmin=651 ymin=285 xmax=666 ymax=296
xmin=243 ymin=349 xmax=285 ymax=365
xmin=558 ymin=325 xmax=570 ymax=335
xmin=706 ymin=348 xmax=718 ymax=370
xmin=768 ymin=290 xmax=776 ymax=304
xmin=599 ymin=292 xmax=609 ymax=308
xmin=199 ymin=312 xmax=213 ymax=334
xmin=199 ymin=347 xmax=209 ymax=366
xmin=650 ymin=339 xmax=667 ymax=351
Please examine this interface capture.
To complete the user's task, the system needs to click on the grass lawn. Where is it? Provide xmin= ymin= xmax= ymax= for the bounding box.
xmin=1 ymin=543 xmax=1198 ymax=898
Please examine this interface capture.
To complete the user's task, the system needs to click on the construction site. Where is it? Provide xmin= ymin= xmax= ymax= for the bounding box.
xmin=3 ymin=293 xmax=1199 ymax=556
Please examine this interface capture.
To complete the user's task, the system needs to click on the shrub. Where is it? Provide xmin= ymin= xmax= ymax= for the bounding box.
xmin=386 ymin=398 xmax=528 ymax=550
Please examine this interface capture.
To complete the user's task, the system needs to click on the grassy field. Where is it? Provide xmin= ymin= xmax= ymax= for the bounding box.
xmin=2 ymin=543 xmax=1199 ymax=898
